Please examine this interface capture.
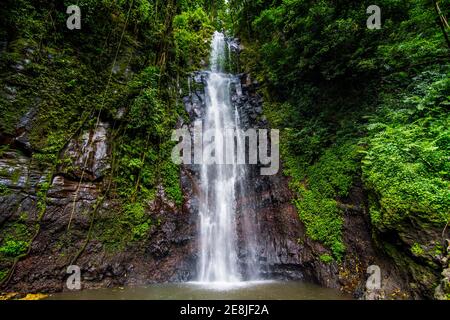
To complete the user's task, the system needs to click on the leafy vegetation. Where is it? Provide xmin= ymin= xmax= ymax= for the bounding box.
xmin=229 ymin=0 xmax=450 ymax=262
xmin=363 ymin=69 xmax=450 ymax=231
xmin=0 ymin=215 xmax=31 ymax=260
xmin=95 ymin=202 xmax=151 ymax=251
xmin=411 ymin=243 xmax=425 ymax=257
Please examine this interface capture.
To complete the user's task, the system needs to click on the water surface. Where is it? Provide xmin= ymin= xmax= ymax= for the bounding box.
xmin=47 ymin=281 xmax=351 ymax=300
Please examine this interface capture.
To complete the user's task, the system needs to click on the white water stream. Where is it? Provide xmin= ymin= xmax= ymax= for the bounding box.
xmin=197 ymin=32 xmax=258 ymax=284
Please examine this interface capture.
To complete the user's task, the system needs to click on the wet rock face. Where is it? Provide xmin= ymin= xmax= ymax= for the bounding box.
xmin=10 ymin=107 xmax=37 ymax=154
xmin=59 ymin=122 xmax=110 ymax=181
xmin=0 ymin=117 xmax=196 ymax=293
xmin=181 ymin=70 xmax=329 ymax=285
xmin=181 ymin=69 xmax=310 ymax=280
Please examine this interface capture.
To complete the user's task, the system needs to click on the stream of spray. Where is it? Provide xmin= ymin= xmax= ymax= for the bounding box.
xmin=198 ymin=32 xmax=259 ymax=284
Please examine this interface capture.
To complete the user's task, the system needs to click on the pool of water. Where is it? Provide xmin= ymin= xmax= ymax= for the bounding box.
xmin=46 ymin=281 xmax=351 ymax=300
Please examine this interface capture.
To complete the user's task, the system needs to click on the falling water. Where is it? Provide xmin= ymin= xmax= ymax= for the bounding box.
xmin=198 ymin=32 xmax=258 ymax=283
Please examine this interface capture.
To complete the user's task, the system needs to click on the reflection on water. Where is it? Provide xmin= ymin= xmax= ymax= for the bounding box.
xmin=47 ymin=281 xmax=352 ymax=300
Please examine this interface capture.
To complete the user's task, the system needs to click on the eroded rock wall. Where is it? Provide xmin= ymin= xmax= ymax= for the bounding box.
xmin=0 ymin=121 xmax=196 ymax=293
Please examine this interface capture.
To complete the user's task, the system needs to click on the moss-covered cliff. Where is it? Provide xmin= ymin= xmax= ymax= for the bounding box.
xmin=0 ymin=0 xmax=216 ymax=289
xmin=229 ymin=0 xmax=450 ymax=299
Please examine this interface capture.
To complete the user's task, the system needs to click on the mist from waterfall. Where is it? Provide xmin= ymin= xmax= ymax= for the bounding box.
xmin=198 ymin=32 xmax=259 ymax=283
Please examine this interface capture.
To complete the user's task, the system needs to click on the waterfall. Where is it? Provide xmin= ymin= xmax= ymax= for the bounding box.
xmin=197 ymin=32 xmax=258 ymax=283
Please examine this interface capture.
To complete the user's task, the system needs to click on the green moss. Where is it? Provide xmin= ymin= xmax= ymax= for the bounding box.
xmin=260 ymin=46 xmax=449 ymax=268
xmin=433 ymin=243 xmax=444 ymax=257
xmin=0 ymin=218 xmax=31 ymax=261
xmin=411 ymin=243 xmax=425 ymax=256
xmin=0 ymin=240 xmax=28 ymax=257
xmin=282 ymin=139 xmax=362 ymax=261
xmin=124 ymin=202 xmax=151 ymax=241
xmin=160 ymin=140 xmax=183 ymax=206
xmin=161 ymin=160 xmax=183 ymax=206
xmin=0 ymin=215 xmax=31 ymax=251
xmin=10 ymin=169 xmax=21 ymax=185
xmin=319 ymin=254 xmax=334 ymax=264
xmin=294 ymin=186 xmax=345 ymax=261
xmin=36 ymin=180 xmax=50 ymax=216
xmin=94 ymin=202 xmax=152 ymax=251
xmin=0 ymin=184 xmax=11 ymax=196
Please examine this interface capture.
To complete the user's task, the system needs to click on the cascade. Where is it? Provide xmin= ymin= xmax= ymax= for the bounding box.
xmin=197 ymin=32 xmax=259 ymax=283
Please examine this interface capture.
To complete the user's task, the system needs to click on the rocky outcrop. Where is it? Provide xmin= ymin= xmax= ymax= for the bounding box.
xmin=0 ymin=121 xmax=196 ymax=293
xmin=59 ymin=122 xmax=110 ymax=181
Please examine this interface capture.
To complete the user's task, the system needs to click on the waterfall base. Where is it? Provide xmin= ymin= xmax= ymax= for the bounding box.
xmin=46 ymin=281 xmax=351 ymax=300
